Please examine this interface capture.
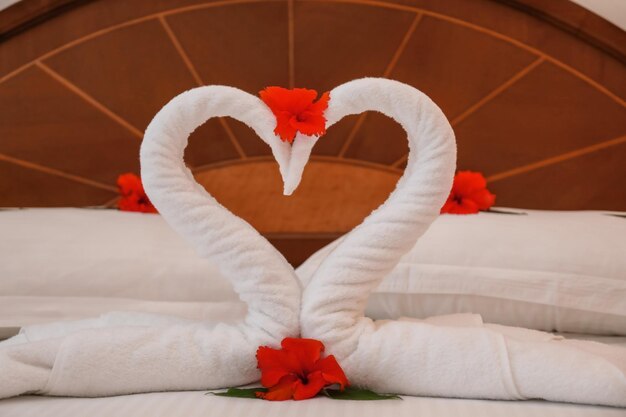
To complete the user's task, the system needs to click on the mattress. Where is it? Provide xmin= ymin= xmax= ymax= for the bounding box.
xmin=1 ymin=334 xmax=625 ymax=416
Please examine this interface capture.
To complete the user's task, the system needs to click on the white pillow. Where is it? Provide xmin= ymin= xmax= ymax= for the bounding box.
xmin=297 ymin=209 xmax=626 ymax=335
xmin=0 ymin=208 xmax=240 ymax=329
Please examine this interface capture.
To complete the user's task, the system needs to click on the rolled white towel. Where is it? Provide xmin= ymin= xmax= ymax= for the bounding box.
xmin=0 ymin=86 xmax=301 ymax=399
xmin=300 ymin=78 xmax=626 ymax=407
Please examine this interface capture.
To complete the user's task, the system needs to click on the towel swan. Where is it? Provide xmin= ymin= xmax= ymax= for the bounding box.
xmin=299 ymin=78 xmax=626 ymax=407
xmin=0 ymin=86 xmax=302 ymax=398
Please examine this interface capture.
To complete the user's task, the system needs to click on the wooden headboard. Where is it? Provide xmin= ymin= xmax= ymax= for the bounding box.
xmin=1 ymin=0 xmax=625 ymax=264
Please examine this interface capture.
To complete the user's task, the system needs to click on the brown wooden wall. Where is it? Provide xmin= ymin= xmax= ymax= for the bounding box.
xmin=1 ymin=0 xmax=625 ymax=244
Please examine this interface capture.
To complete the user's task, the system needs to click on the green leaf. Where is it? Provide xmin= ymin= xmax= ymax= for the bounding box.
xmin=209 ymin=387 xmax=267 ymax=399
xmin=324 ymin=387 xmax=402 ymax=401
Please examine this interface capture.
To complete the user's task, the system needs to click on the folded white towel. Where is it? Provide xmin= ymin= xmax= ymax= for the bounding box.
xmin=3 ymin=311 xmax=211 ymax=347
xmin=300 ymin=78 xmax=626 ymax=407
xmin=0 ymin=86 xmax=302 ymax=399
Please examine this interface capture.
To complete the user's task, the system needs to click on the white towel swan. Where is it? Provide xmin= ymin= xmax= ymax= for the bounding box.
xmin=0 ymin=86 xmax=302 ymax=399
xmin=299 ymin=78 xmax=626 ymax=407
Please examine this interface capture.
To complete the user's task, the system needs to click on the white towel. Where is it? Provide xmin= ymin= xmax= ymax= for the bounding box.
xmin=300 ymin=78 xmax=626 ymax=407
xmin=0 ymin=86 xmax=302 ymax=399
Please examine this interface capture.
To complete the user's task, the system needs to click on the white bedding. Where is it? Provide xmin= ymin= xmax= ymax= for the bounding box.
xmin=1 ymin=389 xmax=625 ymax=417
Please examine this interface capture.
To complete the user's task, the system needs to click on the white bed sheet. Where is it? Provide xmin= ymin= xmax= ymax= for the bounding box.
xmin=1 ymin=390 xmax=625 ymax=417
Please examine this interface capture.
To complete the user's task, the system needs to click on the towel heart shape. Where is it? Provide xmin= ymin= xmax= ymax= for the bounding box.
xmin=140 ymin=79 xmax=451 ymax=199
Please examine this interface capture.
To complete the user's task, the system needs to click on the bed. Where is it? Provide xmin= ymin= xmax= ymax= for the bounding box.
xmin=1 ymin=0 xmax=625 ymax=415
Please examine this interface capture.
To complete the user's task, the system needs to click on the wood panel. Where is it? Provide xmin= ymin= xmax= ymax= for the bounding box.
xmin=165 ymin=1 xmax=289 ymax=157
xmin=43 ymin=19 xmax=199 ymax=130
xmin=455 ymin=61 xmax=626 ymax=175
xmin=390 ymin=15 xmax=538 ymax=119
xmin=344 ymin=112 xmax=409 ymax=165
xmin=293 ymin=1 xmax=416 ymax=155
xmin=375 ymin=0 xmax=626 ymax=99
xmin=42 ymin=18 xmax=241 ymax=167
xmin=0 ymin=160 xmax=114 ymax=206
xmin=489 ymin=142 xmax=626 ymax=211
xmin=0 ymin=65 xmax=141 ymax=184
xmin=293 ymin=1 xmax=415 ymax=92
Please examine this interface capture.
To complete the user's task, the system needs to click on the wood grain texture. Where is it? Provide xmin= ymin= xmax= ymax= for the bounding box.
xmin=293 ymin=1 xmax=416 ymax=155
xmin=344 ymin=112 xmax=409 ymax=164
xmin=455 ymin=61 xmax=626 ymax=175
xmin=488 ymin=142 xmax=626 ymax=211
xmin=0 ymin=160 xmax=114 ymax=206
xmin=358 ymin=0 xmax=626 ymax=99
xmin=165 ymin=1 xmax=289 ymax=157
xmin=390 ymin=14 xmax=539 ymax=119
xmin=293 ymin=1 xmax=415 ymax=92
xmin=43 ymin=19 xmax=198 ymax=130
xmin=0 ymin=65 xmax=141 ymax=183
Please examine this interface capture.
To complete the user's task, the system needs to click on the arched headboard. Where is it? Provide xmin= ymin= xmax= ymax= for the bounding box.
xmin=1 ymin=0 xmax=625 ymax=263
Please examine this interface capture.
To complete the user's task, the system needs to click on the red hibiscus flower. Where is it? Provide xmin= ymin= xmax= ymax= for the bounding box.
xmin=259 ymin=87 xmax=330 ymax=143
xmin=116 ymin=173 xmax=157 ymax=214
xmin=441 ymin=171 xmax=495 ymax=215
xmin=256 ymin=338 xmax=349 ymax=401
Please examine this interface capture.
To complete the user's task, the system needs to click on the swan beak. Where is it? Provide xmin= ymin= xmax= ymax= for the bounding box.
xmin=282 ymin=135 xmax=317 ymax=196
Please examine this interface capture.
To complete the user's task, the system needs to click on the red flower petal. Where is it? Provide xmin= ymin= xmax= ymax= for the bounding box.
xmin=441 ymin=171 xmax=495 ymax=215
xmin=256 ymin=375 xmax=298 ymax=401
xmin=256 ymin=338 xmax=350 ymax=401
xmin=468 ymin=188 xmax=496 ymax=210
xmin=442 ymin=198 xmax=480 ymax=214
xmin=292 ymin=371 xmax=329 ymax=401
xmin=260 ymin=87 xmax=318 ymax=114
xmin=117 ymin=173 xmax=144 ymax=196
xmin=281 ymin=338 xmax=325 ymax=372
xmin=307 ymin=91 xmax=330 ymax=114
xmin=256 ymin=346 xmax=302 ymax=387
xmin=259 ymin=87 xmax=329 ymax=142
xmin=290 ymin=112 xmax=327 ymax=137
xmin=274 ymin=112 xmax=299 ymax=144
xmin=116 ymin=173 xmax=157 ymax=214
xmin=311 ymin=355 xmax=349 ymax=390
xmin=453 ymin=171 xmax=487 ymax=197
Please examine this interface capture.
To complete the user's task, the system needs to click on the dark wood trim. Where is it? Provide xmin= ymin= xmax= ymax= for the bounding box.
xmin=0 ymin=0 xmax=95 ymax=41
xmin=0 ymin=0 xmax=624 ymax=62
xmin=495 ymin=0 xmax=626 ymax=63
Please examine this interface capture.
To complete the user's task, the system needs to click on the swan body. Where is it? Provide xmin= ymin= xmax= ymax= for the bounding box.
xmin=300 ymin=78 xmax=626 ymax=407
